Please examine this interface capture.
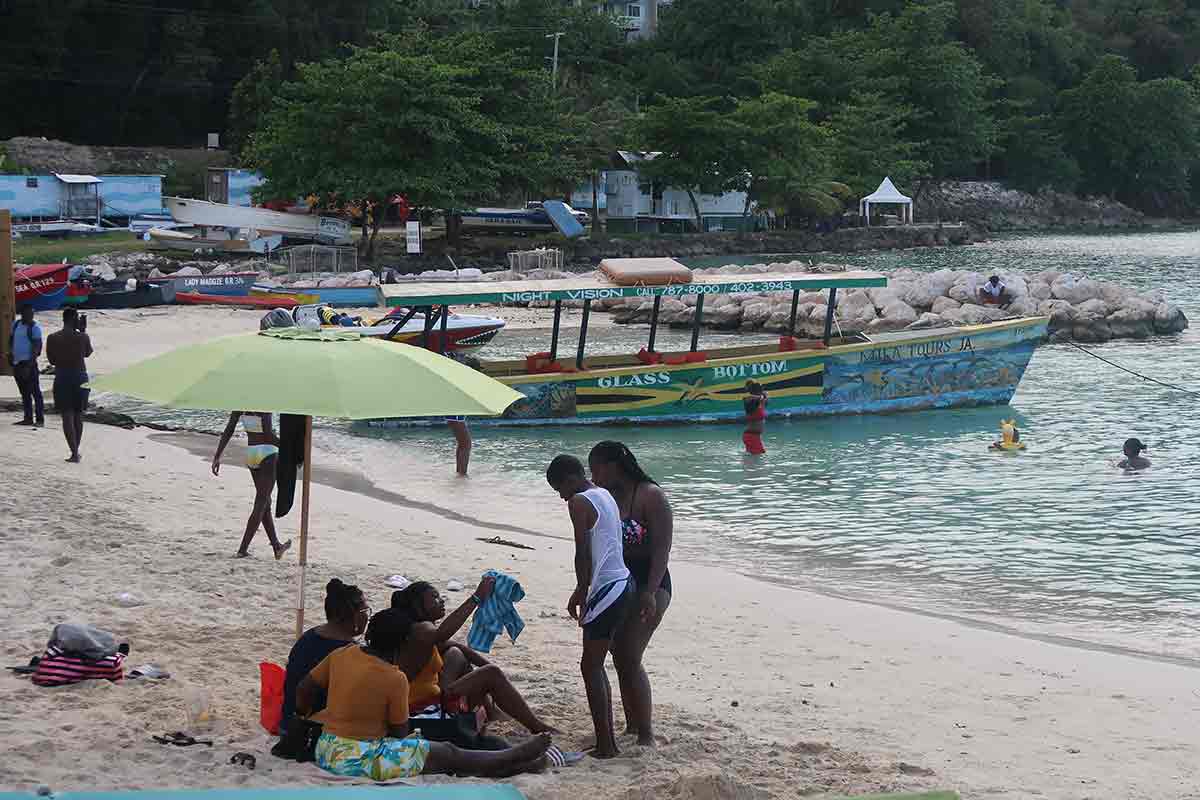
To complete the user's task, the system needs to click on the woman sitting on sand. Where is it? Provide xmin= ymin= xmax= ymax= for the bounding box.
xmin=297 ymin=608 xmax=558 ymax=779
xmin=281 ymin=579 xmax=369 ymax=732
xmin=211 ymin=411 xmax=292 ymax=559
xmin=589 ymin=440 xmax=673 ymax=746
xmin=390 ymin=578 xmax=556 ymax=734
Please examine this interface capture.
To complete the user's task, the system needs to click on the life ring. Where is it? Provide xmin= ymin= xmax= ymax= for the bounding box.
xmin=989 ymin=441 xmax=1026 ymax=452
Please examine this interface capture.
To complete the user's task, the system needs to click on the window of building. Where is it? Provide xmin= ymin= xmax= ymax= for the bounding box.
xmin=627 ymin=3 xmax=640 ymax=15
xmin=26 ymin=177 xmax=38 ymax=188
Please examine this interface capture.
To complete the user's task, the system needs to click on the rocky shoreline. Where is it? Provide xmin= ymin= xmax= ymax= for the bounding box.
xmin=486 ymin=262 xmax=1189 ymax=343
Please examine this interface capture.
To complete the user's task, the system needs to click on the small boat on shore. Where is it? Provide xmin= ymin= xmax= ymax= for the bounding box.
xmin=176 ymin=291 xmax=300 ymax=309
xmin=376 ymin=259 xmax=1049 ymax=425
xmin=259 ymin=285 xmax=380 ymax=307
xmin=82 ymin=280 xmax=176 ymax=309
xmin=147 ymin=272 xmax=260 ymax=297
xmin=14 ymin=263 xmax=71 ymax=311
xmin=460 ymin=202 xmax=590 ymax=234
xmin=290 ymin=304 xmax=505 ymax=352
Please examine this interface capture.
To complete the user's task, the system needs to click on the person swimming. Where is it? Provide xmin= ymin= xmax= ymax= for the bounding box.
xmin=1117 ymin=438 xmax=1150 ymax=470
xmin=742 ymin=380 xmax=768 ymax=455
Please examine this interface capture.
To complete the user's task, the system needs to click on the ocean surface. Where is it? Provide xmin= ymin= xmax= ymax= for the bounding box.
xmin=110 ymin=232 xmax=1200 ymax=662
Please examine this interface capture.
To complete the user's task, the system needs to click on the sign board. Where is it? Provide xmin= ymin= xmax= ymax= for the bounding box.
xmin=406 ymin=220 xmax=422 ymax=254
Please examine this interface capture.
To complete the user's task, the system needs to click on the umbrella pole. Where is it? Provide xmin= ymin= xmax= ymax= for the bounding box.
xmin=295 ymin=415 xmax=313 ymax=638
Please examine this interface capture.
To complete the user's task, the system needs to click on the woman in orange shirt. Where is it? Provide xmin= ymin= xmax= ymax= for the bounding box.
xmin=298 ymin=608 xmax=559 ymax=779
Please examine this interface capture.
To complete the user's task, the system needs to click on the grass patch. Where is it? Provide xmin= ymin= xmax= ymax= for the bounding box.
xmin=13 ymin=231 xmax=148 ymax=264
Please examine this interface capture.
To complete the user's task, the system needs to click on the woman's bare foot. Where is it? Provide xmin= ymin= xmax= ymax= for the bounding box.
xmin=235 ymin=550 xmax=251 ymax=558
xmin=635 ymin=733 xmax=655 ymax=747
xmin=65 ymin=453 xmax=80 ymax=463
xmin=273 ymin=539 xmax=292 ymax=560
xmin=587 ymin=744 xmax=620 ymax=759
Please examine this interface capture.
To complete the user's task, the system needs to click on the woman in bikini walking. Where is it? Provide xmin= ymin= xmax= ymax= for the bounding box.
xmin=212 ymin=411 xmax=292 ymax=559
xmin=587 ymin=441 xmax=673 ymax=746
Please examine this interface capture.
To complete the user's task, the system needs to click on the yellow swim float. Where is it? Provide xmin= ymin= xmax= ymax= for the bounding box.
xmin=989 ymin=419 xmax=1026 ymax=452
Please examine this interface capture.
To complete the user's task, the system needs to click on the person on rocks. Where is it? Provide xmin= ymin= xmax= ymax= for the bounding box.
xmin=1117 ymin=438 xmax=1151 ymax=471
xmin=978 ymin=275 xmax=1012 ymax=309
xmin=45 ymin=307 xmax=92 ymax=462
xmin=9 ymin=305 xmax=45 ymax=428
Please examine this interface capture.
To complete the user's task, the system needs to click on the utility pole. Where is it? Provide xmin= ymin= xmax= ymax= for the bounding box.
xmin=545 ymin=32 xmax=564 ymax=92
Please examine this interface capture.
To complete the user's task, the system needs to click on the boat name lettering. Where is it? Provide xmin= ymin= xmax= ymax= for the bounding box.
xmin=501 ymin=291 xmax=552 ymax=303
xmin=15 ymin=276 xmax=56 ymax=292
xmin=596 ymin=371 xmax=671 ymax=388
xmin=711 ymin=360 xmax=789 ymax=380
xmin=859 ymin=337 xmax=975 ymax=363
xmin=182 ymin=276 xmax=244 ymax=287
xmin=565 ymin=288 xmax=624 ymax=301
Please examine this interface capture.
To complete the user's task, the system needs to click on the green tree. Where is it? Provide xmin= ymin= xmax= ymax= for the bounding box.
xmin=248 ymin=43 xmax=506 ymax=258
xmin=228 ymin=51 xmax=285 ymax=160
xmin=729 ymin=93 xmax=832 ymax=216
xmin=822 ymin=91 xmax=928 ymax=196
xmin=632 ymin=96 xmax=744 ymax=226
xmin=1058 ymin=55 xmax=1141 ymax=197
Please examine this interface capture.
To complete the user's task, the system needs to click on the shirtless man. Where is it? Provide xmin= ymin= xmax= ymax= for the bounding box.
xmin=45 ymin=308 xmax=93 ymax=463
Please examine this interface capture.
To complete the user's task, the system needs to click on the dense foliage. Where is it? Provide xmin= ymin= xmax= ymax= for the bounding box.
xmin=5 ymin=0 xmax=1200 ymax=214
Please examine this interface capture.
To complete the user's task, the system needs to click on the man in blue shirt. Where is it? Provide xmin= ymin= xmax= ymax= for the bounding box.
xmin=9 ymin=305 xmax=45 ymax=427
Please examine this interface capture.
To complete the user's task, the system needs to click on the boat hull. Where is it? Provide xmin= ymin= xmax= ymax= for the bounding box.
xmin=370 ymin=317 xmax=1048 ymax=426
xmin=176 ymin=292 xmax=298 ymax=309
xmin=147 ymin=273 xmax=259 ymax=297
xmin=82 ymin=283 xmax=176 ymax=309
xmin=271 ymin=287 xmax=380 ymax=307
xmin=14 ymin=264 xmax=71 ymax=311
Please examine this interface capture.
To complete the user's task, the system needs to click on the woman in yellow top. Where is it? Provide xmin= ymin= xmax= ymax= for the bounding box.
xmin=297 ymin=608 xmax=557 ymax=779
xmin=211 ymin=411 xmax=292 ymax=559
xmin=391 ymin=577 xmax=555 ymax=735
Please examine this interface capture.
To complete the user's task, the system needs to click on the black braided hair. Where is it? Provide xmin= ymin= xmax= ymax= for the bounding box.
xmin=390 ymin=581 xmax=435 ymax=618
xmin=323 ymin=578 xmax=363 ymax=624
xmin=546 ymin=454 xmax=585 ymax=484
xmin=363 ymin=608 xmax=409 ymax=654
xmin=589 ymin=440 xmax=657 ymax=486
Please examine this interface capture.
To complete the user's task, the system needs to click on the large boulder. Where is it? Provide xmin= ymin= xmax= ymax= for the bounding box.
xmin=1154 ymin=302 xmax=1189 ymax=334
xmin=1038 ymin=299 xmax=1076 ymax=329
xmin=741 ymin=301 xmax=774 ymax=329
xmin=931 ymin=296 xmax=961 ymax=315
xmin=879 ymin=299 xmax=919 ymax=327
xmin=907 ymin=312 xmax=946 ymax=330
xmin=866 ymin=287 xmax=902 ymax=309
xmin=1003 ymin=296 xmax=1040 ymax=318
xmin=707 ymin=305 xmax=743 ymax=330
xmin=171 ymin=266 xmax=203 ymax=277
xmin=946 ymin=303 xmax=1005 ymax=326
xmin=1051 ymin=275 xmax=1103 ymax=305
xmin=763 ymin=310 xmax=792 ymax=333
xmin=866 ymin=315 xmax=912 ymax=334
xmin=1106 ymin=307 xmax=1156 ymax=339
xmin=1075 ymin=298 xmax=1110 ymax=319
xmin=1028 ymin=281 xmax=1052 ymax=301
xmin=1072 ymin=319 xmax=1113 ymax=342
xmin=948 ymin=271 xmax=987 ymax=304
xmin=900 ymin=268 xmax=958 ymax=309
xmin=837 ymin=291 xmax=878 ymax=331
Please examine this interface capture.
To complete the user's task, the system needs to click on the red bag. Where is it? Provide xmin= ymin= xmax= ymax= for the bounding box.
xmin=260 ymin=662 xmax=286 ymax=735
xmin=32 ymin=645 xmax=125 ymax=686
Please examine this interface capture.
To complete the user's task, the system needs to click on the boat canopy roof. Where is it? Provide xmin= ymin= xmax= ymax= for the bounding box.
xmin=381 ymin=265 xmax=887 ymax=307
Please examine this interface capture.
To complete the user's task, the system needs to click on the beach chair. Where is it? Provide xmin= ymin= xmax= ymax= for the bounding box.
xmin=0 ymin=788 xmax=527 ymax=800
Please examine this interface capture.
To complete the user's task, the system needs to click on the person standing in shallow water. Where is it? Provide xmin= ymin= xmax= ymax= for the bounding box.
xmin=45 ymin=307 xmax=92 ymax=462
xmin=211 ymin=411 xmax=292 ymax=559
xmin=587 ymin=441 xmax=673 ymax=747
xmin=742 ymin=380 xmax=768 ymax=455
xmin=1118 ymin=438 xmax=1151 ymax=471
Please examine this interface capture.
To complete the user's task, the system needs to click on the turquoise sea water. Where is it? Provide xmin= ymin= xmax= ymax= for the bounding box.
xmin=110 ymin=232 xmax=1200 ymax=661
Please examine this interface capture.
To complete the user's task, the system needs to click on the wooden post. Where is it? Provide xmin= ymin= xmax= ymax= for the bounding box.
xmin=788 ymin=289 xmax=800 ymax=337
xmin=822 ymin=287 xmax=838 ymax=345
xmin=0 ymin=210 xmax=13 ymax=376
xmin=647 ymin=295 xmax=662 ymax=352
xmin=295 ymin=415 xmax=313 ymax=638
xmin=549 ymin=300 xmax=562 ymax=362
xmin=576 ymin=299 xmax=591 ymax=370
xmin=690 ymin=294 xmax=705 ymax=352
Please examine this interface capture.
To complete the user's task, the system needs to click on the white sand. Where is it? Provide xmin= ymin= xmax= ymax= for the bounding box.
xmin=1 ymin=307 xmax=1198 ymax=799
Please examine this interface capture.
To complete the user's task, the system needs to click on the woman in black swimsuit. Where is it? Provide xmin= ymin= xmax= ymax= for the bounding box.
xmin=588 ymin=441 xmax=672 ymax=746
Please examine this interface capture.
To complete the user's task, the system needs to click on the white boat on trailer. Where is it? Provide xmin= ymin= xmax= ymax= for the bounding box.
xmin=164 ymin=197 xmax=352 ymax=244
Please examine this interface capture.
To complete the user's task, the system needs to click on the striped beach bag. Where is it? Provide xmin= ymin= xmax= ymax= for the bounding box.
xmin=32 ymin=644 xmax=126 ymax=686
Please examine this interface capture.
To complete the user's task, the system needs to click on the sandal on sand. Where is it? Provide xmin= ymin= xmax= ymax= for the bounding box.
xmin=153 ymin=732 xmax=213 ymax=747
xmin=546 ymin=746 xmax=584 ymax=768
xmin=273 ymin=540 xmax=292 ymax=560
xmin=230 ymin=753 xmax=256 ymax=770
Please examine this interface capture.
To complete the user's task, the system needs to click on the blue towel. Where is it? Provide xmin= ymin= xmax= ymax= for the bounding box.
xmin=467 ymin=570 xmax=525 ymax=653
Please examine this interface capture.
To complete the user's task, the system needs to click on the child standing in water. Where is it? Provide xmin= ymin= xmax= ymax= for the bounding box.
xmin=546 ymin=454 xmax=631 ymax=759
xmin=742 ymin=380 xmax=768 ymax=455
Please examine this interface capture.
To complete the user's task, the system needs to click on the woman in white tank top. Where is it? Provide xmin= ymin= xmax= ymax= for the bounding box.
xmin=546 ymin=454 xmax=632 ymax=759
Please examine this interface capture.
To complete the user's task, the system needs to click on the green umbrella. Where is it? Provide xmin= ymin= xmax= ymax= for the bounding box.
xmin=89 ymin=327 xmax=522 ymax=635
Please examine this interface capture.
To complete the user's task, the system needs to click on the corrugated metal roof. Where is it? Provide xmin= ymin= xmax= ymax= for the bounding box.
xmin=54 ymin=173 xmax=103 ymax=184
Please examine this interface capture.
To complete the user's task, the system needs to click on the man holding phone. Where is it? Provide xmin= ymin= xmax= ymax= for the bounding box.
xmin=46 ymin=307 xmax=93 ymax=463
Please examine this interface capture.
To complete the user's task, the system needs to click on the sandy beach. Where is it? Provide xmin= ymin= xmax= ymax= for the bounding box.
xmin=2 ymin=306 xmax=1198 ymax=799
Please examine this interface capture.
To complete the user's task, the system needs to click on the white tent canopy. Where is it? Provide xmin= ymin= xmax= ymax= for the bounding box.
xmin=860 ymin=177 xmax=913 ymax=225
